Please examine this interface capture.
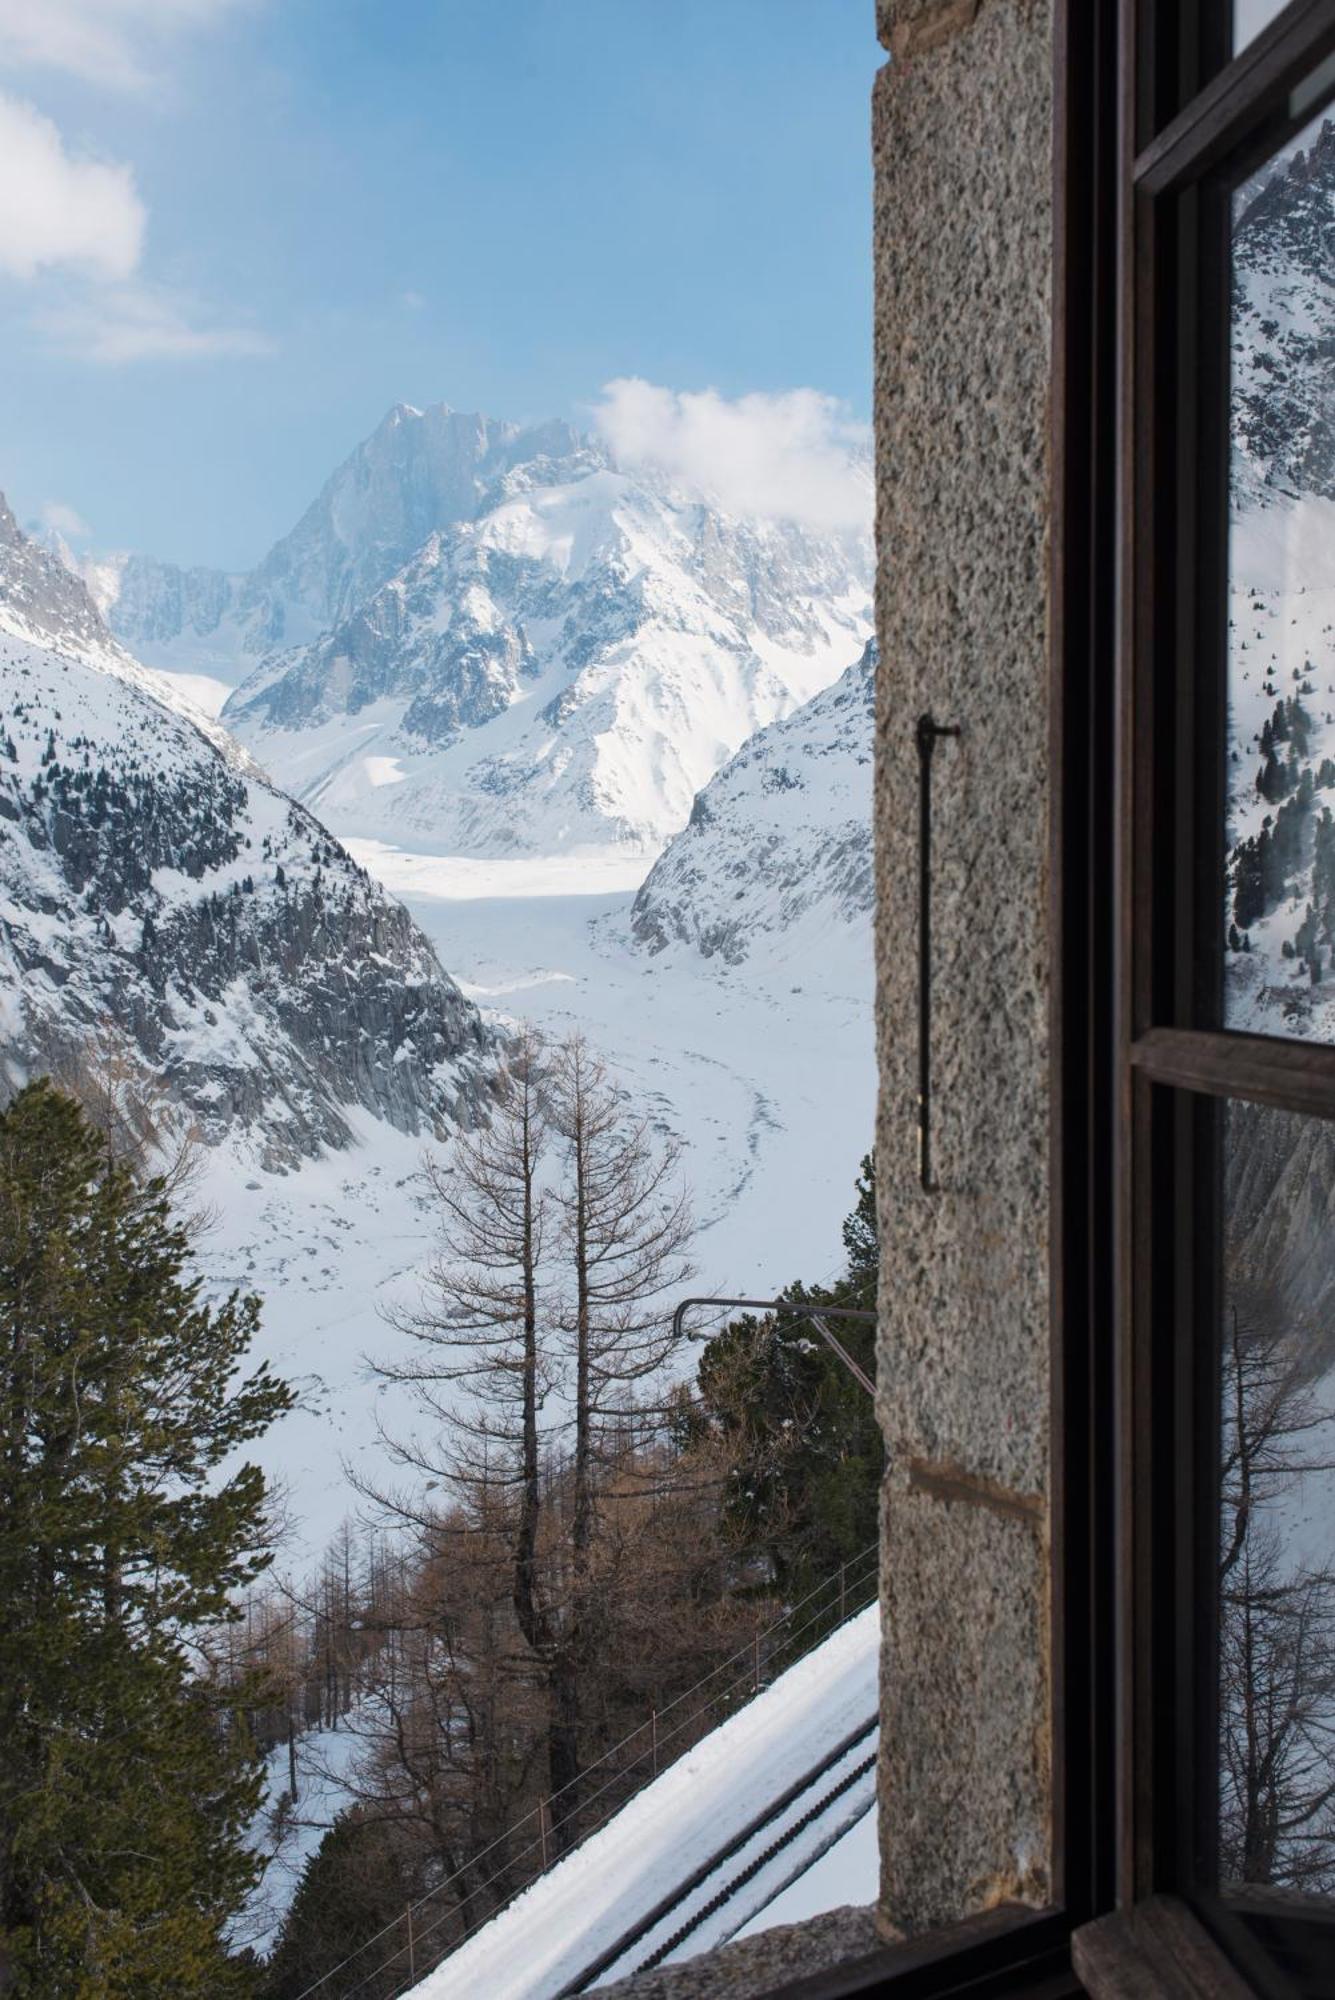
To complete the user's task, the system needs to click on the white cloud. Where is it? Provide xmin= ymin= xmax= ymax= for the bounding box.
xmin=0 ymin=0 xmax=245 ymax=91
xmin=0 ymin=92 xmax=144 ymax=280
xmin=36 ymin=281 xmax=274 ymax=363
xmin=39 ymin=499 xmax=91 ymax=539
xmin=593 ymin=378 xmax=873 ymax=534
xmin=0 ymin=5 xmax=269 ymax=365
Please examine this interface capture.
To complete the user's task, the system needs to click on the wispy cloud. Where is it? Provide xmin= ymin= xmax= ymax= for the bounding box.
xmin=0 ymin=0 xmax=247 ymax=92
xmin=0 ymin=92 xmax=144 ymax=280
xmin=0 ymin=4 xmax=269 ymax=366
xmin=38 ymin=499 xmax=91 ymax=540
xmin=37 ymin=282 xmax=274 ymax=364
xmin=593 ymin=378 xmax=872 ymax=534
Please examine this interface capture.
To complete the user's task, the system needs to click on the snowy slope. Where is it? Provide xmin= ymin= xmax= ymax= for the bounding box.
xmin=630 ymin=639 xmax=875 ymax=965
xmin=85 ymin=401 xmax=871 ymax=859
xmin=237 ymin=1716 xmax=370 ymax=1958
xmin=408 ymin=1604 xmax=878 ymax=2000
xmin=0 ymin=492 xmax=495 ymax=1166
xmin=224 ymin=466 xmax=870 ymax=857
xmin=1232 ymin=118 xmax=1335 ymax=517
xmin=1225 ymin=117 xmax=1335 ymax=1044
xmin=95 ymin=407 xmax=605 ymax=673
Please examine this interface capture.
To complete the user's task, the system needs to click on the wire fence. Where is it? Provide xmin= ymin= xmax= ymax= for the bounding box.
xmin=289 ymin=1541 xmax=880 ymax=2000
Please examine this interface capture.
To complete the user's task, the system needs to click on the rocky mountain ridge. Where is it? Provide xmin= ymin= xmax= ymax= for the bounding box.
xmin=1232 ymin=116 xmax=1335 ymax=511
xmin=0 ymin=496 xmax=494 ymax=1165
xmin=84 ymin=402 xmax=872 ymax=858
xmin=1225 ymin=111 xmax=1335 ymax=1048
xmin=95 ymin=406 xmax=604 ymax=670
xmin=630 ymin=639 xmax=876 ymax=964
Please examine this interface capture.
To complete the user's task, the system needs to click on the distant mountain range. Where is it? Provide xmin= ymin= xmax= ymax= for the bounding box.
xmin=0 ymin=493 xmax=493 ymax=1166
xmin=85 ymin=403 xmax=872 ymax=859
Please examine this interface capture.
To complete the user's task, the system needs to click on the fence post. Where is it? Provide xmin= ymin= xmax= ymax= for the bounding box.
xmin=839 ymin=1562 xmax=847 ymax=1624
xmin=539 ymin=1796 xmax=549 ymax=1872
xmin=753 ymin=1627 xmax=761 ymax=1693
xmin=406 ymin=1903 xmax=415 ymax=1982
xmin=651 ymin=1708 xmax=658 ymax=1777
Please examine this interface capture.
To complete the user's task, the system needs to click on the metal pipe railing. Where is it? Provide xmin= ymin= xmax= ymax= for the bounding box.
xmin=670 ymin=1295 xmax=876 ymax=1397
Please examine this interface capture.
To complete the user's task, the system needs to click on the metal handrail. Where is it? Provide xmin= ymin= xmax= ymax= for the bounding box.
xmin=670 ymin=1296 xmax=877 ymax=1397
xmin=376 ymin=1570 xmax=882 ymax=1996
xmin=289 ymin=1544 xmax=880 ymax=2000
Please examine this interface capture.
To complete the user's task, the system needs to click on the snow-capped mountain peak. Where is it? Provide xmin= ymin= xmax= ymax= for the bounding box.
xmin=86 ymin=402 xmax=872 ymax=861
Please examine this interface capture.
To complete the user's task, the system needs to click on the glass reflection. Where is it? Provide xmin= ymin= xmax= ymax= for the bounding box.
xmin=1226 ymin=106 xmax=1335 ymax=1042
xmin=1234 ymin=2 xmax=1291 ymax=54
xmin=1219 ymin=1100 xmax=1335 ymax=1921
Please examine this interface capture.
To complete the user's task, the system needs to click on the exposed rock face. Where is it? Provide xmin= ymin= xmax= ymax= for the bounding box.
xmin=99 ymin=405 xmax=607 ymax=666
xmin=0 ymin=497 xmax=494 ymax=1166
xmin=100 ymin=552 xmax=240 ymax=648
xmin=224 ymin=460 xmax=870 ymax=857
xmin=1233 ymin=118 xmax=1335 ymax=509
xmin=630 ymin=639 xmax=875 ymax=964
xmin=1226 ymin=1100 xmax=1335 ymax=1359
xmin=87 ymin=402 xmax=872 ymax=858
xmin=245 ymin=405 xmax=602 ymax=636
xmin=241 ymin=529 xmax=549 ymax=739
xmin=1224 ymin=114 xmax=1335 ymax=1045
xmin=0 ymin=493 xmax=109 ymax=658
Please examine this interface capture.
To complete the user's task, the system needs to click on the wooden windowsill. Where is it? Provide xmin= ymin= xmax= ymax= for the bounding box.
xmin=764 ymin=1905 xmax=1077 ymax=1998
xmin=1072 ymin=1896 xmax=1258 ymax=1999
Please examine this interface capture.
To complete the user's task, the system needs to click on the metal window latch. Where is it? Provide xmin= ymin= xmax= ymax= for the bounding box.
xmin=917 ymin=714 xmax=961 ymax=1194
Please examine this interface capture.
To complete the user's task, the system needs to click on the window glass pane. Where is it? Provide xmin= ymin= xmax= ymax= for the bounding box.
xmin=1226 ymin=104 xmax=1335 ymax=1041
xmin=1218 ymin=1099 xmax=1335 ymax=1966
xmin=1233 ymin=1 xmax=1291 ymax=54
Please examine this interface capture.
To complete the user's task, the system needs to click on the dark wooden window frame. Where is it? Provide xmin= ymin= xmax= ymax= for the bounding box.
xmin=1068 ymin=2 xmax=1335 ymax=1995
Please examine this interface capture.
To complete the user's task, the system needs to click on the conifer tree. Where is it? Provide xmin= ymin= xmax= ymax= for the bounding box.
xmin=841 ymin=1152 xmax=878 ymax=1284
xmin=0 ymin=1081 xmax=292 ymax=1996
xmin=697 ymin=1154 xmax=881 ymax=1605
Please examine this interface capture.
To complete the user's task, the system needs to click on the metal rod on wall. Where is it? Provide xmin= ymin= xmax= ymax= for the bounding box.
xmin=917 ymin=713 xmax=960 ymax=1194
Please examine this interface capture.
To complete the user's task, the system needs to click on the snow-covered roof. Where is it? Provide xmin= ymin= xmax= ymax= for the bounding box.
xmin=407 ymin=1603 xmax=879 ymax=2000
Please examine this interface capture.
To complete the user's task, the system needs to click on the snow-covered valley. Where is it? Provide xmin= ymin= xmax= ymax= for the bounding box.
xmin=2 ymin=399 xmax=881 ymax=1985
xmin=9 ymin=398 xmax=879 ymax=1561
xmin=195 ymin=845 xmax=874 ymax=1560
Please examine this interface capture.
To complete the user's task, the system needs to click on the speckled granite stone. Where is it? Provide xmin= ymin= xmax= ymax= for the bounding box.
xmin=871 ymin=0 xmax=1054 ymax=1937
xmin=588 ymin=1905 xmax=880 ymax=1998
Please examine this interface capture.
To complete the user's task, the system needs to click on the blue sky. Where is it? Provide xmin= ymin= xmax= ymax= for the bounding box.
xmin=0 ymin=1 xmax=878 ymax=571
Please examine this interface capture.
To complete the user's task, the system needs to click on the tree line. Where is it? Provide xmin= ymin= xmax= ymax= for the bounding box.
xmin=0 ymin=1041 xmax=883 ymax=1997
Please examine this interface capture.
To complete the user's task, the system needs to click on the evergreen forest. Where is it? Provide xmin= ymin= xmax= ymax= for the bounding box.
xmin=0 ymin=1058 xmax=881 ymax=1998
